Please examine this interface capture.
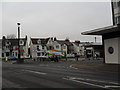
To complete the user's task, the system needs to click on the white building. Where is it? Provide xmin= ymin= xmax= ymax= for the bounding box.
xmin=0 ymin=39 xmax=2 ymax=58
xmin=47 ymin=37 xmax=74 ymax=56
xmin=30 ymin=38 xmax=49 ymax=59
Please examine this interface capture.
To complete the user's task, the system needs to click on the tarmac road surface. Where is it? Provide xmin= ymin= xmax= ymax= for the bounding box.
xmin=2 ymin=59 xmax=120 ymax=89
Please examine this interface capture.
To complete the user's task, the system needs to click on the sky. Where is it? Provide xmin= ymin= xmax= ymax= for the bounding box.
xmin=1 ymin=0 xmax=113 ymax=42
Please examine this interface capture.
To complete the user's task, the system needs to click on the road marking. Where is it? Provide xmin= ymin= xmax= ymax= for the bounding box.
xmin=76 ymin=77 xmax=119 ymax=85
xmin=105 ymin=85 xmax=120 ymax=88
xmin=22 ymin=70 xmax=47 ymax=75
xmin=63 ymin=77 xmax=106 ymax=88
xmin=69 ymin=65 xmax=78 ymax=69
xmin=63 ymin=76 xmax=120 ymax=89
xmin=65 ymin=76 xmax=120 ymax=85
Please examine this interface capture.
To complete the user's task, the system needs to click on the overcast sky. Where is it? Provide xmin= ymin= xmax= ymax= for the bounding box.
xmin=1 ymin=1 xmax=113 ymax=42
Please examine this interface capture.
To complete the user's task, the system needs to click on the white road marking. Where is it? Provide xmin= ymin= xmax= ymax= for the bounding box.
xmin=65 ymin=76 xmax=120 ymax=85
xmin=63 ymin=76 xmax=120 ymax=89
xmin=105 ymin=85 xmax=120 ymax=88
xmin=63 ymin=77 xmax=106 ymax=88
xmin=22 ymin=70 xmax=47 ymax=75
xmin=69 ymin=65 xmax=78 ymax=69
xmin=76 ymin=77 xmax=119 ymax=85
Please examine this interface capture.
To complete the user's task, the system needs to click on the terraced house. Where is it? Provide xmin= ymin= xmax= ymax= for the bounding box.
xmin=47 ymin=37 xmax=74 ymax=57
xmin=29 ymin=37 xmax=50 ymax=59
xmin=0 ymin=39 xmax=2 ymax=58
xmin=2 ymin=36 xmax=28 ymax=59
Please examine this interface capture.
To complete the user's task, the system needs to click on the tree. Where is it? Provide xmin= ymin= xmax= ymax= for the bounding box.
xmin=7 ymin=34 xmax=16 ymax=39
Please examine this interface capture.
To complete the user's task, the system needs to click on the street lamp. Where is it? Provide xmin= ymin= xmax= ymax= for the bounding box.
xmin=17 ymin=22 xmax=22 ymax=63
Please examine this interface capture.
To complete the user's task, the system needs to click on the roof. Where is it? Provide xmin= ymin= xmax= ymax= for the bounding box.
xmin=2 ymin=38 xmax=27 ymax=46
xmin=83 ymin=42 xmax=102 ymax=47
xmin=72 ymin=42 xmax=80 ymax=46
xmin=31 ymin=38 xmax=50 ymax=45
xmin=56 ymin=40 xmax=73 ymax=46
xmin=81 ymin=25 xmax=120 ymax=35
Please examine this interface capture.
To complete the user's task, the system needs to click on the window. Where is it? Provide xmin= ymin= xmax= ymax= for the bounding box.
xmin=6 ymin=41 xmax=10 ymax=46
xmin=2 ymin=53 xmax=4 ymax=57
xmin=63 ymin=44 xmax=66 ymax=49
xmin=6 ymin=46 xmax=9 ymax=49
xmin=21 ymin=52 xmax=24 ymax=56
xmin=15 ymin=52 xmax=18 ymax=57
xmin=49 ymin=46 xmax=54 ymax=49
xmin=37 ymin=39 xmax=41 ymax=44
xmin=42 ymin=52 xmax=44 ymax=56
xmin=42 ymin=46 xmax=44 ymax=49
xmin=37 ymin=53 xmax=40 ymax=56
xmin=37 ymin=45 xmax=40 ymax=51
xmin=6 ymin=52 xmax=9 ymax=56
xmin=56 ymin=45 xmax=59 ymax=49
xmin=19 ymin=40 xmax=24 ymax=45
xmin=12 ymin=52 xmax=14 ymax=56
xmin=118 ymin=1 xmax=120 ymax=6
xmin=118 ymin=16 xmax=120 ymax=24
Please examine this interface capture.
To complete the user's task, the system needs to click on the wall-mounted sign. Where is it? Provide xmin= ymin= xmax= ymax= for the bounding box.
xmin=108 ymin=47 xmax=114 ymax=54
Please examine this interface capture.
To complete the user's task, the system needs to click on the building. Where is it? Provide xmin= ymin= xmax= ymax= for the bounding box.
xmin=0 ymin=39 xmax=2 ymax=58
xmin=81 ymin=0 xmax=120 ymax=64
xmin=84 ymin=42 xmax=103 ymax=59
xmin=29 ymin=38 xmax=49 ymax=59
xmin=72 ymin=41 xmax=81 ymax=55
xmin=2 ymin=36 xmax=28 ymax=59
xmin=47 ymin=37 xmax=74 ymax=57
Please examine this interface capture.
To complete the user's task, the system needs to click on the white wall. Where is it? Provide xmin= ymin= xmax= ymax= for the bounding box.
xmin=0 ymin=49 xmax=1 ymax=58
xmin=118 ymin=37 xmax=120 ymax=64
xmin=104 ymin=37 xmax=120 ymax=64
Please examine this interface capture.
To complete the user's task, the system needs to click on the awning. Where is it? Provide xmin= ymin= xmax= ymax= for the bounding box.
xmin=81 ymin=25 xmax=120 ymax=35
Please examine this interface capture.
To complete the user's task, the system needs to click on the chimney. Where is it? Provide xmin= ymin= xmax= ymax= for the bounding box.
xmin=25 ymin=35 xmax=27 ymax=40
xmin=75 ymin=40 xmax=80 ymax=44
xmin=65 ymin=38 xmax=69 ymax=42
xmin=54 ymin=37 xmax=57 ymax=41
xmin=2 ymin=36 xmax=6 ymax=39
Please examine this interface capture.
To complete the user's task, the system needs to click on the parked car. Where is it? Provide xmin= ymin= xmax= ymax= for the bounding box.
xmin=7 ymin=56 xmax=17 ymax=60
xmin=66 ymin=54 xmax=75 ymax=58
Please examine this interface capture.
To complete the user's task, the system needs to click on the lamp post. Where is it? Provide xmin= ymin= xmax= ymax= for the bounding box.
xmin=17 ymin=22 xmax=21 ymax=63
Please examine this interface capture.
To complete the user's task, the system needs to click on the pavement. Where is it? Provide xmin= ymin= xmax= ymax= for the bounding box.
xmin=70 ymin=59 xmax=119 ymax=72
xmin=11 ymin=58 xmax=119 ymax=72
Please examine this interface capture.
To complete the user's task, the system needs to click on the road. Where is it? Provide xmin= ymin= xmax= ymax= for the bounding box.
xmin=2 ymin=59 xmax=120 ymax=89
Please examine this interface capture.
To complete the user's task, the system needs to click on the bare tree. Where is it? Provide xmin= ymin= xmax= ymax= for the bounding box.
xmin=7 ymin=34 xmax=16 ymax=39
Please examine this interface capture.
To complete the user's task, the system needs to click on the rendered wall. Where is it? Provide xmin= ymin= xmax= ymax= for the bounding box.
xmin=104 ymin=37 xmax=120 ymax=64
